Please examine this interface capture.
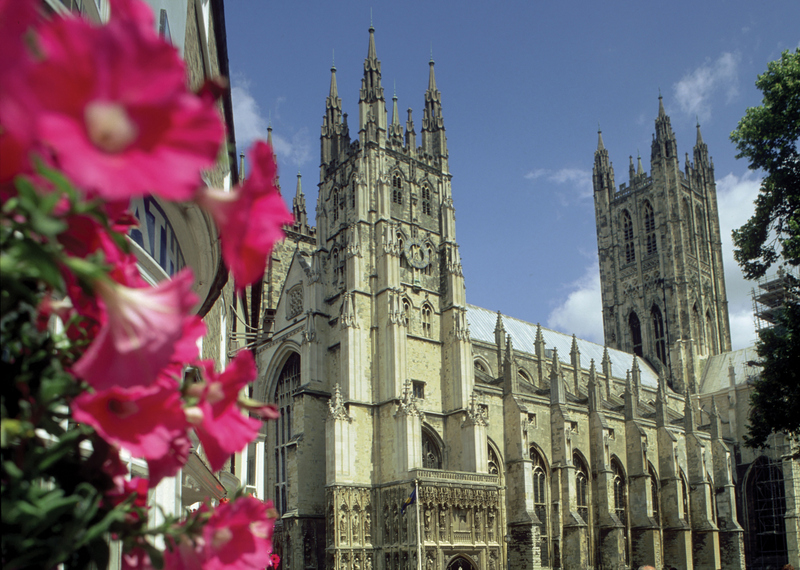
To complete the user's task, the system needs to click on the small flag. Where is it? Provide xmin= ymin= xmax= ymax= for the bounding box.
xmin=401 ymin=487 xmax=416 ymax=514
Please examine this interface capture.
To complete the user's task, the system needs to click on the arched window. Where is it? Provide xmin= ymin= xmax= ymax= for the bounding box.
xmin=649 ymin=465 xmax=660 ymax=524
xmin=574 ymin=452 xmax=590 ymax=524
xmin=680 ymin=469 xmax=690 ymax=521
xmin=744 ymin=456 xmax=788 ymax=568
xmin=274 ymin=353 xmax=300 ymax=514
xmin=518 ymin=369 xmax=532 ymax=386
xmin=629 ymin=311 xmax=643 ymax=357
xmin=706 ymin=310 xmax=718 ymax=355
xmin=402 ymin=298 xmax=410 ymax=327
xmin=398 ymin=233 xmax=409 ymax=271
xmin=651 ymin=304 xmax=666 ymax=365
xmin=683 ymin=199 xmax=695 ymax=256
xmin=421 ymin=185 xmax=431 ymax=216
xmin=612 ymin=458 xmax=629 ymax=565
xmin=392 ymin=174 xmax=403 ymax=205
xmin=643 ymin=200 xmax=657 ymax=255
xmin=422 ymin=244 xmax=433 ymax=276
xmin=530 ymin=447 xmax=550 ymax=567
xmin=421 ymin=304 xmax=432 ymax=338
xmin=422 ymin=429 xmax=441 ymax=469
xmin=474 ymin=360 xmax=487 ymax=375
xmin=623 ymin=210 xmax=635 ymax=264
xmin=332 ymin=188 xmax=339 ymax=221
xmin=696 ymin=206 xmax=708 ymax=262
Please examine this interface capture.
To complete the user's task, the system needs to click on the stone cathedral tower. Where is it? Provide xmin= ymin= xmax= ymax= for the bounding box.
xmin=593 ymin=97 xmax=732 ymax=391
xmin=257 ymin=27 xmax=497 ymax=570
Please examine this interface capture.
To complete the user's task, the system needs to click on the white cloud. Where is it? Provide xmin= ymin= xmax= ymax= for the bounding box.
xmin=716 ymin=171 xmax=763 ymax=349
xmin=231 ymin=75 xmax=312 ymax=168
xmin=524 ymin=167 xmax=593 ymax=202
xmin=673 ymin=52 xmax=739 ymax=121
xmin=547 ymin=261 xmax=604 ymax=344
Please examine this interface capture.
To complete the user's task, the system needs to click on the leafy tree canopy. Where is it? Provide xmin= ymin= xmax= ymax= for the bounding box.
xmin=730 ymin=48 xmax=800 ymax=449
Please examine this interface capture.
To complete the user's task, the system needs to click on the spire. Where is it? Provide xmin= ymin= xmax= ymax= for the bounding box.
xmin=389 ymin=91 xmax=403 ymax=142
xmin=624 ymin=369 xmax=638 ymax=420
xmin=588 ymin=360 xmax=602 ymax=412
xmin=651 ymin=94 xmax=677 ymax=162
xmin=292 ymin=172 xmax=308 ymax=233
xmin=550 ymin=348 xmax=565 ymax=405
xmin=570 ymin=334 xmax=581 ymax=395
xmin=421 ymin=58 xmax=446 ymax=157
xmin=629 ymin=155 xmax=635 ymax=181
xmin=696 ymin=117 xmax=704 ymax=145
xmin=329 ymin=63 xmax=338 ymax=99
xmin=693 ymin=118 xmax=711 ymax=169
xmin=405 ymin=107 xmax=416 ymax=151
xmin=636 ymin=152 xmax=644 ymax=176
xmin=322 ymin=63 xmax=346 ymax=165
xmin=601 ymin=346 xmax=612 ymax=400
xmin=358 ymin=25 xmax=386 ymax=143
xmin=592 ymin=127 xmax=615 ymax=199
xmin=360 ymin=25 xmax=383 ymax=103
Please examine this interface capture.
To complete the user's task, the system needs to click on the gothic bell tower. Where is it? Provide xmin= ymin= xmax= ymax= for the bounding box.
xmin=593 ymin=96 xmax=732 ymax=391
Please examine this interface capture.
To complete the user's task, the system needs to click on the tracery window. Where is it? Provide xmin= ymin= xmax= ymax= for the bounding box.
xmin=612 ymin=458 xmax=629 ymax=564
xmin=392 ymin=174 xmax=403 ymax=205
xmin=629 ymin=311 xmax=643 ymax=357
xmin=575 ymin=452 xmax=590 ymax=524
xmin=421 ymin=185 xmax=431 ymax=216
xmin=652 ymin=304 xmax=666 ymax=365
xmin=350 ymin=183 xmax=356 ymax=208
xmin=745 ymin=456 xmax=789 ymax=569
xmin=422 ymin=429 xmax=441 ymax=469
xmin=644 ymin=200 xmax=657 ymax=255
xmin=488 ymin=445 xmax=500 ymax=476
xmin=274 ymin=353 xmax=300 ymax=514
xmin=623 ymin=210 xmax=635 ymax=264
xmin=421 ymin=304 xmax=432 ymax=338
xmin=530 ymin=447 xmax=550 ymax=567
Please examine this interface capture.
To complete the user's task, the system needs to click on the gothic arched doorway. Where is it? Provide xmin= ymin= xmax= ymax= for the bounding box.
xmin=446 ymin=555 xmax=476 ymax=570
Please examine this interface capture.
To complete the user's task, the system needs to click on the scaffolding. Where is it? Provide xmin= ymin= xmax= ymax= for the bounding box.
xmin=751 ymin=268 xmax=798 ymax=332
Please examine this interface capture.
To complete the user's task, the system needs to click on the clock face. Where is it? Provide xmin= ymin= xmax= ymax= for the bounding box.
xmin=403 ymin=238 xmax=431 ymax=269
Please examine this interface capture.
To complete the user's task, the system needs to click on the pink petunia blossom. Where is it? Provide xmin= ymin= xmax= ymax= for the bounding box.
xmin=196 ymin=141 xmax=293 ymax=291
xmin=164 ymin=497 xmax=277 ymax=570
xmin=190 ymin=352 xmax=260 ymax=473
xmin=71 ymin=381 xmax=189 ymax=463
xmin=72 ymin=269 xmax=201 ymax=390
xmin=2 ymin=3 xmax=223 ymax=203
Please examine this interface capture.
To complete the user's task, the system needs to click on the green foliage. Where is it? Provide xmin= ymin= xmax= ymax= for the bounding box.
xmin=0 ymin=174 xmax=146 ymax=569
xmin=730 ymin=48 xmax=800 ymax=279
xmin=730 ymin=48 xmax=800 ymax=448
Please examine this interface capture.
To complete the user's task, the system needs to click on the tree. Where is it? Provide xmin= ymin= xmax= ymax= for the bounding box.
xmin=730 ymin=48 xmax=800 ymax=448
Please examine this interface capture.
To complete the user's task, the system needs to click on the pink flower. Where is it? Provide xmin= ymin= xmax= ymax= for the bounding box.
xmin=197 ymin=141 xmax=293 ymax=291
xmin=269 ymin=553 xmax=281 ymax=568
xmin=191 ymin=352 xmax=260 ymax=472
xmin=72 ymin=269 xmax=201 ymax=390
xmin=146 ymin=431 xmax=192 ymax=487
xmin=3 ymin=4 xmax=223 ymax=203
xmin=121 ymin=547 xmax=155 ymax=570
xmin=164 ymin=497 xmax=276 ymax=570
xmin=71 ymin=381 xmax=189 ymax=464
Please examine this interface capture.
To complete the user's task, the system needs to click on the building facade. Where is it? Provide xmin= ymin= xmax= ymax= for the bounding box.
xmin=253 ymin=27 xmax=799 ymax=570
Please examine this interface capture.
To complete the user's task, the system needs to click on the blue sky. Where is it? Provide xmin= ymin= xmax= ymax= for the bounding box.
xmin=224 ymin=1 xmax=799 ymax=350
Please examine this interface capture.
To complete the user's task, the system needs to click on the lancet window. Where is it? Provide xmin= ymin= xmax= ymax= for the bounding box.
xmin=421 ymin=304 xmax=432 ymax=338
xmin=392 ymin=174 xmax=403 ymax=205
xmin=612 ymin=458 xmax=629 ymax=564
xmin=575 ymin=452 xmax=590 ymax=524
xmin=745 ymin=456 xmax=789 ymax=567
xmin=680 ymin=469 xmax=690 ymax=521
xmin=332 ymin=189 xmax=339 ymax=221
xmin=692 ymin=304 xmax=704 ymax=354
xmin=629 ymin=311 xmax=643 ymax=357
xmin=421 ymin=185 xmax=431 ymax=216
xmin=530 ymin=447 xmax=549 ymax=567
xmin=649 ymin=465 xmax=660 ymax=524
xmin=274 ymin=352 xmax=300 ymax=514
xmin=683 ymin=199 xmax=695 ymax=256
xmin=696 ymin=205 xmax=708 ymax=262
xmin=623 ymin=210 xmax=635 ymax=263
xmin=706 ymin=310 xmax=717 ymax=355
xmin=652 ymin=304 xmax=666 ymax=365
xmin=643 ymin=200 xmax=657 ymax=255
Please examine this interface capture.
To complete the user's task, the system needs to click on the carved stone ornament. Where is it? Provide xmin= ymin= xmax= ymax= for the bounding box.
xmin=403 ymin=237 xmax=431 ymax=269
xmin=328 ymin=384 xmax=352 ymax=422
xmin=396 ymin=379 xmax=422 ymax=418
xmin=287 ymin=284 xmax=303 ymax=319
xmin=341 ymin=292 xmax=358 ymax=329
xmin=465 ymin=392 xmax=488 ymax=427
xmin=302 ymin=309 xmax=316 ymax=344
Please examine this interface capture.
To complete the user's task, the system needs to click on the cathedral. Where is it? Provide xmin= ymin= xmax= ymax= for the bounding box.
xmin=252 ymin=26 xmax=800 ymax=570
